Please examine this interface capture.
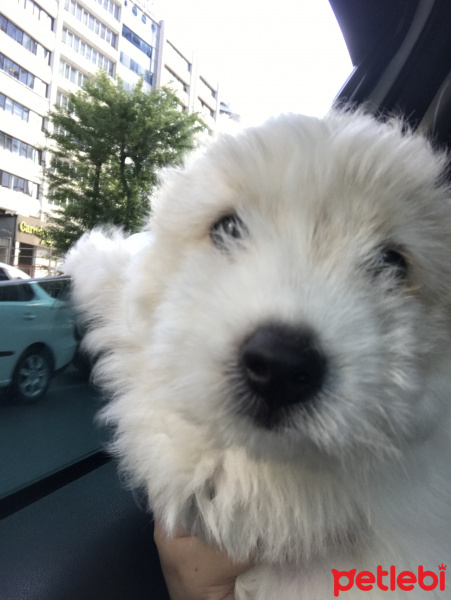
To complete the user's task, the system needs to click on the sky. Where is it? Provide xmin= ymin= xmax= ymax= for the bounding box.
xmin=152 ymin=0 xmax=354 ymax=127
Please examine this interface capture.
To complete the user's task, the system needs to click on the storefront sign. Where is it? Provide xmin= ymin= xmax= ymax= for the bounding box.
xmin=16 ymin=215 xmax=47 ymax=246
xmin=19 ymin=221 xmax=45 ymax=238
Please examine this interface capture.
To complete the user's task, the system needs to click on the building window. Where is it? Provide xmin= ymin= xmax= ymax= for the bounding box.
xmin=94 ymin=0 xmax=120 ymax=21
xmin=122 ymin=24 xmax=152 ymax=58
xmin=0 ymin=93 xmax=30 ymax=122
xmin=64 ymin=0 xmax=117 ymax=48
xmin=59 ymin=59 xmax=89 ymax=88
xmin=56 ymin=91 xmax=69 ymax=109
xmin=120 ymin=52 xmax=152 ymax=85
xmin=0 ymin=170 xmax=39 ymax=198
xmin=165 ymin=67 xmax=188 ymax=93
xmin=0 ymin=53 xmax=47 ymax=96
xmin=199 ymin=98 xmax=214 ymax=118
xmin=0 ymin=131 xmax=41 ymax=162
xmin=1 ymin=14 xmax=51 ymax=63
xmin=200 ymin=77 xmax=216 ymax=100
xmin=53 ymin=124 xmax=68 ymax=136
xmin=23 ymin=0 xmax=54 ymax=30
xmin=62 ymin=28 xmax=114 ymax=77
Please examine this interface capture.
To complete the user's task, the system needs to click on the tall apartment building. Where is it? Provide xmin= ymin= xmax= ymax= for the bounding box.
xmin=0 ymin=0 xmax=230 ymax=275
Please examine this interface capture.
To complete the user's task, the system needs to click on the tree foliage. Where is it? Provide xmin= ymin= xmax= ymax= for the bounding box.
xmin=43 ymin=72 xmax=205 ymax=254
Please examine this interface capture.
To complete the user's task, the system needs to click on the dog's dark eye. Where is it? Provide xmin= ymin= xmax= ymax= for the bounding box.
xmin=210 ymin=213 xmax=246 ymax=249
xmin=373 ymin=248 xmax=408 ymax=280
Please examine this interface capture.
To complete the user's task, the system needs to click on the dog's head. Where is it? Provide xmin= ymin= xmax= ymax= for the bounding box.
xmin=66 ymin=110 xmax=451 ymax=466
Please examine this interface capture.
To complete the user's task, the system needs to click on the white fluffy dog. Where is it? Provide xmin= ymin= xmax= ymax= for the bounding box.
xmin=65 ymin=110 xmax=451 ymax=599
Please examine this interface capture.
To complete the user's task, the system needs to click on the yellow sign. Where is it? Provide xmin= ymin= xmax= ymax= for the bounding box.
xmin=19 ymin=221 xmax=45 ymax=237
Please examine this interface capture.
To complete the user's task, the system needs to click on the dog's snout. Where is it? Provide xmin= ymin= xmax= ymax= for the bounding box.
xmin=240 ymin=325 xmax=326 ymax=411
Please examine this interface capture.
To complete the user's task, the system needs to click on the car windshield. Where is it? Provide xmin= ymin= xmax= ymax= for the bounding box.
xmin=3 ymin=1 xmax=451 ymax=599
xmin=0 ymin=0 xmax=352 ymax=517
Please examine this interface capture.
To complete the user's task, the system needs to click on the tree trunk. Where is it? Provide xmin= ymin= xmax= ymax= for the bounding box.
xmin=93 ymin=159 xmax=102 ymax=203
xmin=120 ymin=149 xmax=133 ymax=229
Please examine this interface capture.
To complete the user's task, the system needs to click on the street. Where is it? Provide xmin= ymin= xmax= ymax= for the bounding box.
xmin=0 ymin=366 xmax=110 ymax=499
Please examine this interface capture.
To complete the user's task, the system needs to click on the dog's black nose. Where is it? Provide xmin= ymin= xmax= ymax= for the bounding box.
xmin=240 ymin=324 xmax=326 ymax=410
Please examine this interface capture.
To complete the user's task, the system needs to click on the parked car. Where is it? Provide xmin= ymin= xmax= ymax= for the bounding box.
xmin=0 ymin=277 xmax=77 ymax=403
xmin=0 ymin=262 xmax=30 ymax=281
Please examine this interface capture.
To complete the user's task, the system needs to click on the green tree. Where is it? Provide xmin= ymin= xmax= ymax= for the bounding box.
xmin=43 ymin=71 xmax=205 ymax=254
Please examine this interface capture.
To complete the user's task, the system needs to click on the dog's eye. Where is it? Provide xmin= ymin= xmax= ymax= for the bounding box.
xmin=373 ymin=248 xmax=408 ymax=280
xmin=210 ymin=213 xmax=246 ymax=249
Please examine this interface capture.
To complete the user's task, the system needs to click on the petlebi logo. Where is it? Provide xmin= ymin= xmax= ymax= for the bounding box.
xmin=332 ymin=564 xmax=447 ymax=596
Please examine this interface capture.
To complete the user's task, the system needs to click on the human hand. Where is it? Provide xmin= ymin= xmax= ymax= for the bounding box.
xmin=154 ymin=520 xmax=254 ymax=600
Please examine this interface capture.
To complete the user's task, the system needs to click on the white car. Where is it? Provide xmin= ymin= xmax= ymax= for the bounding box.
xmin=0 ymin=277 xmax=77 ymax=402
xmin=0 ymin=262 xmax=30 ymax=281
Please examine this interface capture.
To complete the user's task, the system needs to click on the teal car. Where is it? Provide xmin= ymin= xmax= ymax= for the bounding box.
xmin=0 ymin=277 xmax=77 ymax=403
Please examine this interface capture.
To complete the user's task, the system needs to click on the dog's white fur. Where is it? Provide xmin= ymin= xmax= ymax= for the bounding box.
xmin=65 ymin=110 xmax=451 ymax=599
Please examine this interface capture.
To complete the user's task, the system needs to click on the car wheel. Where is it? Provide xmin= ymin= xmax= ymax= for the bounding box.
xmin=12 ymin=347 xmax=52 ymax=403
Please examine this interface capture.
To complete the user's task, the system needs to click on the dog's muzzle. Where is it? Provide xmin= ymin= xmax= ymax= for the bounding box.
xmin=239 ymin=324 xmax=327 ymax=426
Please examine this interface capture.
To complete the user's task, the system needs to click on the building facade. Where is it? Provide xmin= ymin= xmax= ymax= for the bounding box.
xmin=0 ymin=0 xmax=229 ymax=275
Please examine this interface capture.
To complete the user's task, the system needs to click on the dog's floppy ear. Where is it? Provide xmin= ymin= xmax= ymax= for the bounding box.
xmin=64 ymin=228 xmax=153 ymax=351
